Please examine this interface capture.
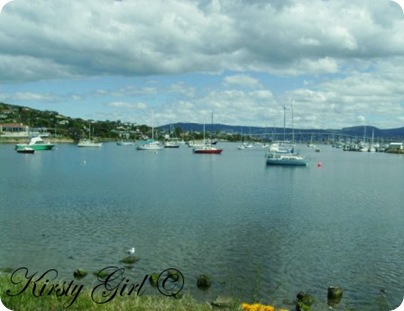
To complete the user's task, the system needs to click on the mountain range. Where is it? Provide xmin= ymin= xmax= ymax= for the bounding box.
xmin=160 ymin=123 xmax=404 ymax=142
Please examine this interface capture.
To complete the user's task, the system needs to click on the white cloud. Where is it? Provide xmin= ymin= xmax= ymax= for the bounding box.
xmin=357 ymin=115 xmax=367 ymax=123
xmin=2 ymin=91 xmax=60 ymax=102
xmin=2 ymin=0 xmax=404 ymax=80
xmin=223 ymin=75 xmax=262 ymax=88
xmin=0 ymin=0 xmax=403 ymax=129
xmin=106 ymin=101 xmax=147 ymax=110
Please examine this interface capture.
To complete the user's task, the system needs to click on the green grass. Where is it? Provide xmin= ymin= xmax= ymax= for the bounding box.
xmin=0 ymin=274 xmax=242 ymax=311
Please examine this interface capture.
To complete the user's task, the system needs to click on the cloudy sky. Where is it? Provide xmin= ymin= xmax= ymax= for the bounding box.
xmin=1 ymin=0 xmax=404 ymax=129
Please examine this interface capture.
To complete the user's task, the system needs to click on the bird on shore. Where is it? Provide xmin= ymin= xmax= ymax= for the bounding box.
xmin=126 ymin=247 xmax=135 ymax=256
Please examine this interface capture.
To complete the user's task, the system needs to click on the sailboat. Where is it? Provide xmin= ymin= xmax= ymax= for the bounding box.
xmin=360 ymin=125 xmax=369 ymax=152
xmin=77 ymin=123 xmax=103 ymax=147
xmin=137 ymin=111 xmax=163 ymax=151
xmin=137 ymin=138 xmax=163 ymax=150
xmin=265 ymin=106 xmax=307 ymax=166
xmin=369 ymin=129 xmax=376 ymax=152
xmin=193 ymin=113 xmax=223 ymax=154
xmin=164 ymin=124 xmax=181 ymax=148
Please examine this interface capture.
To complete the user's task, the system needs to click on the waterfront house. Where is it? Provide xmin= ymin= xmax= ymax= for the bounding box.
xmin=0 ymin=123 xmax=30 ymax=138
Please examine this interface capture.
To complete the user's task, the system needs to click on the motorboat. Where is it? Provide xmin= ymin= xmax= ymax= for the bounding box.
xmin=15 ymin=136 xmax=55 ymax=151
xmin=16 ymin=146 xmax=35 ymax=154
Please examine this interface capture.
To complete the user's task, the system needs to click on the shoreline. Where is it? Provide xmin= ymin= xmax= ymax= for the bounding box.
xmin=0 ymin=137 xmax=75 ymax=144
xmin=0 ymin=272 xmax=281 ymax=311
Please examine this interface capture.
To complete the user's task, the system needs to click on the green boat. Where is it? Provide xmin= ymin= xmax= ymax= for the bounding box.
xmin=15 ymin=136 xmax=55 ymax=151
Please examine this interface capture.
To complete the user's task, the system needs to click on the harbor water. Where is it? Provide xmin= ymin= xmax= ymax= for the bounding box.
xmin=0 ymin=142 xmax=403 ymax=310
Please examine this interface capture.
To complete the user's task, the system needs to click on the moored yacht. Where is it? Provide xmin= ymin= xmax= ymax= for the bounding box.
xmin=15 ymin=136 xmax=55 ymax=151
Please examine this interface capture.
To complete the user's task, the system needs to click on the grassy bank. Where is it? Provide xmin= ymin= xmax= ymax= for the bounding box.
xmin=0 ymin=274 xmax=243 ymax=311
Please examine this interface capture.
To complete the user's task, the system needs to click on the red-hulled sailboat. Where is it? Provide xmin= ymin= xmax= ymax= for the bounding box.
xmin=193 ymin=113 xmax=223 ymax=154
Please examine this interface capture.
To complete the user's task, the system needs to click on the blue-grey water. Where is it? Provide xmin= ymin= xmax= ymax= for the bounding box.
xmin=0 ymin=142 xmax=403 ymax=310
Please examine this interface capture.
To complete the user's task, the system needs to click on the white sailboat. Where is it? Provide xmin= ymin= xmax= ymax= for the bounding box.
xmin=164 ymin=124 xmax=181 ymax=148
xmin=266 ymin=105 xmax=307 ymax=166
xmin=369 ymin=129 xmax=376 ymax=152
xmin=359 ymin=125 xmax=368 ymax=152
xmin=137 ymin=111 xmax=163 ymax=151
xmin=78 ymin=123 xmax=103 ymax=147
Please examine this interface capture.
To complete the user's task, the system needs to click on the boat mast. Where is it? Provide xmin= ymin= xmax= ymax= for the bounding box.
xmin=151 ymin=110 xmax=155 ymax=140
xmin=363 ymin=124 xmax=366 ymax=143
xmin=291 ymin=101 xmax=294 ymax=144
xmin=282 ymin=106 xmax=286 ymax=142
xmin=203 ymin=123 xmax=206 ymax=144
xmin=211 ymin=112 xmax=213 ymax=146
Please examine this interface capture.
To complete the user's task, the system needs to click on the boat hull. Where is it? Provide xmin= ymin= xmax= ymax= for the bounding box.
xmin=193 ymin=147 xmax=223 ymax=154
xmin=266 ymin=159 xmax=307 ymax=166
xmin=164 ymin=141 xmax=180 ymax=148
xmin=77 ymin=141 xmax=103 ymax=147
xmin=15 ymin=144 xmax=54 ymax=151
xmin=16 ymin=147 xmax=35 ymax=154
xmin=117 ymin=141 xmax=134 ymax=146
xmin=164 ymin=145 xmax=180 ymax=148
xmin=136 ymin=139 xmax=163 ymax=150
xmin=137 ymin=145 xmax=164 ymax=150
xmin=266 ymin=152 xmax=308 ymax=166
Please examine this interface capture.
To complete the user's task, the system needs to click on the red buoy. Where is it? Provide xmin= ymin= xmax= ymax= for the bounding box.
xmin=317 ymin=162 xmax=322 ymax=168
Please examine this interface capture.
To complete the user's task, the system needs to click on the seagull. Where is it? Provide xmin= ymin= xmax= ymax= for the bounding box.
xmin=126 ymin=247 xmax=135 ymax=256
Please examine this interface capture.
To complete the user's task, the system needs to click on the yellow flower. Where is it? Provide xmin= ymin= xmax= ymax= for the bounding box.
xmin=241 ymin=302 xmax=287 ymax=311
xmin=250 ymin=304 xmax=261 ymax=311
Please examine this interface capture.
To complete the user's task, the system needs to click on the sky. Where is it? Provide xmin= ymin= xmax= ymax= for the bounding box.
xmin=0 ymin=0 xmax=404 ymax=129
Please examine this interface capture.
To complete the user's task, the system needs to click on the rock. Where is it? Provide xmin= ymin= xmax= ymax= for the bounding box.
xmin=166 ymin=269 xmax=181 ymax=281
xmin=149 ymin=273 xmax=159 ymax=287
xmin=327 ymin=286 xmax=343 ymax=306
xmin=296 ymin=291 xmax=315 ymax=311
xmin=197 ymin=274 xmax=211 ymax=290
xmin=119 ymin=256 xmax=140 ymax=265
xmin=73 ymin=269 xmax=88 ymax=279
xmin=93 ymin=269 xmax=109 ymax=279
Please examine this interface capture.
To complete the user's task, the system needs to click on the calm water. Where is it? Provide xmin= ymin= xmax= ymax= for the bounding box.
xmin=0 ymin=142 xmax=403 ymax=310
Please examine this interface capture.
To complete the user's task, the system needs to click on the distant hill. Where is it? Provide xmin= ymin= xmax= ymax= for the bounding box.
xmin=160 ymin=123 xmax=404 ymax=142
